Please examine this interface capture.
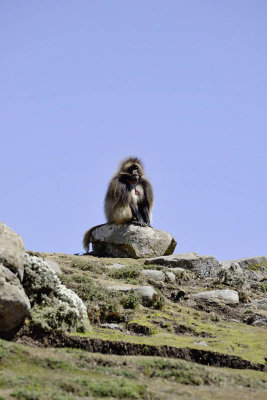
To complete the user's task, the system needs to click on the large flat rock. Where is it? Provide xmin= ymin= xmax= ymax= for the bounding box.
xmin=89 ymin=224 xmax=176 ymax=258
xmin=190 ymin=289 xmax=239 ymax=305
xmin=145 ymin=253 xmax=222 ymax=277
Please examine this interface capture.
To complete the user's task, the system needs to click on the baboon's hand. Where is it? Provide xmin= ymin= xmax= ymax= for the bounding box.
xmin=132 ymin=220 xmax=147 ymax=227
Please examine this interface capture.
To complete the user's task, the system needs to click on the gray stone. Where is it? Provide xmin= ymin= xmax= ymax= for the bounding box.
xmin=23 ymin=254 xmax=90 ymax=333
xmin=0 ymin=265 xmax=30 ymax=332
xmin=194 ymin=341 xmax=208 ymax=347
xmin=246 ymin=313 xmax=267 ymax=327
xmin=165 ymin=271 xmax=176 ymax=282
xmin=220 ymin=257 xmax=267 ymax=286
xmin=107 ymin=284 xmax=158 ymax=306
xmin=168 ymin=267 xmax=186 ymax=273
xmin=217 ymin=261 xmax=249 ymax=289
xmin=0 ymin=223 xmax=25 ymax=280
xmin=145 ymin=253 xmax=222 ymax=278
xmin=133 ymin=286 xmax=158 ymax=303
xmin=245 ymin=298 xmax=267 ymax=311
xmin=141 ymin=269 xmax=166 ymax=281
xmin=107 ymin=284 xmax=135 ymax=292
xmin=89 ymin=223 xmax=176 ymax=258
xmin=105 ymin=263 xmax=126 ymax=270
xmin=44 ymin=259 xmax=62 ymax=275
xmin=100 ymin=323 xmax=124 ymax=331
xmin=190 ymin=289 xmax=239 ymax=305
xmin=250 ymin=317 xmax=267 ymax=327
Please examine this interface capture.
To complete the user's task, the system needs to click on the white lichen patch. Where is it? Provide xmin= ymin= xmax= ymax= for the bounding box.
xmin=24 ymin=254 xmax=90 ymax=332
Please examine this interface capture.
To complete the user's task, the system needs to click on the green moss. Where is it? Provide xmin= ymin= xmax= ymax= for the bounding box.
xmin=260 ymin=283 xmax=267 ymax=293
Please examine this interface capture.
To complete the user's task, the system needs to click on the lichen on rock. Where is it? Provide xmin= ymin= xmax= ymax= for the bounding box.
xmin=23 ymin=254 xmax=90 ymax=333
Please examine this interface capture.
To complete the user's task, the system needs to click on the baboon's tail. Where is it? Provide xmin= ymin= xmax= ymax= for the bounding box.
xmin=83 ymin=224 xmax=107 ymax=252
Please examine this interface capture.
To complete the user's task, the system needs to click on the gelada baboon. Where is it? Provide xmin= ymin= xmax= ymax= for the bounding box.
xmin=105 ymin=156 xmax=154 ymax=226
xmin=83 ymin=157 xmax=154 ymax=251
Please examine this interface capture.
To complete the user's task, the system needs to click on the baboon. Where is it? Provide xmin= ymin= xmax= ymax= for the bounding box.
xmin=83 ymin=157 xmax=153 ymax=252
xmin=104 ymin=157 xmax=154 ymax=226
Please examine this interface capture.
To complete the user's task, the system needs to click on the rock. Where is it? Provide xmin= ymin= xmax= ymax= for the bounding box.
xmin=106 ymin=284 xmax=158 ymax=306
xmin=89 ymin=223 xmax=176 ymax=258
xmin=44 ymin=259 xmax=62 ymax=275
xmin=194 ymin=341 xmax=208 ymax=347
xmin=245 ymin=298 xmax=267 ymax=311
xmin=145 ymin=253 xmax=222 ymax=278
xmin=0 ymin=265 xmax=31 ymax=333
xmin=165 ymin=271 xmax=176 ymax=282
xmin=105 ymin=263 xmax=126 ymax=270
xmin=217 ymin=262 xmax=249 ymax=289
xmin=246 ymin=314 xmax=267 ymax=327
xmin=250 ymin=317 xmax=267 ymax=327
xmin=168 ymin=267 xmax=186 ymax=273
xmin=0 ymin=223 xmax=25 ymax=280
xmin=100 ymin=323 xmax=124 ymax=331
xmin=23 ymin=254 xmax=90 ymax=333
xmin=190 ymin=289 xmax=239 ymax=305
xmin=220 ymin=257 xmax=267 ymax=288
xmin=141 ymin=269 xmax=166 ymax=281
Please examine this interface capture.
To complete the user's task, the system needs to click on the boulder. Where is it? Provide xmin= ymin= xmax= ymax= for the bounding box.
xmin=141 ymin=269 xmax=166 ymax=281
xmin=220 ymin=257 xmax=267 ymax=288
xmin=0 ymin=265 xmax=30 ymax=333
xmin=145 ymin=253 xmax=222 ymax=278
xmin=217 ymin=262 xmax=249 ymax=289
xmin=89 ymin=223 xmax=176 ymax=258
xmin=245 ymin=298 xmax=267 ymax=311
xmin=106 ymin=284 xmax=158 ymax=306
xmin=44 ymin=259 xmax=62 ymax=275
xmin=246 ymin=313 xmax=267 ymax=327
xmin=190 ymin=289 xmax=239 ymax=305
xmin=0 ymin=223 xmax=25 ymax=280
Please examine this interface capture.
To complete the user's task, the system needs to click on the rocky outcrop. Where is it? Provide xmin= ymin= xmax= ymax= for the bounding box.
xmin=0 ymin=222 xmax=91 ymax=335
xmin=141 ymin=269 xmax=166 ymax=281
xmin=218 ymin=257 xmax=267 ymax=289
xmin=145 ymin=252 xmax=222 ymax=278
xmin=0 ymin=265 xmax=31 ymax=333
xmin=190 ymin=289 xmax=239 ymax=305
xmin=0 ymin=222 xmax=25 ymax=280
xmin=246 ymin=297 xmax=267 ymax=311
xmin=88 ymin=223 xmax=176 ymax=258
xmin=0 ymin=223 xmax=30 ymax=335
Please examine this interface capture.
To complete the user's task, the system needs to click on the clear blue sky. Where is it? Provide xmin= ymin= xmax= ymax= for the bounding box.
xmin=1 ymin=1 xmax=266 ymax=260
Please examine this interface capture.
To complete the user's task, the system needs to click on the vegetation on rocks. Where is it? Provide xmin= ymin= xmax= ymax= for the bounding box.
xmin=1 ymin=249 xmax=267 ymax=399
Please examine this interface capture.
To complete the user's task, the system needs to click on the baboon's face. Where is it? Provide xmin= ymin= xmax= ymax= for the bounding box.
xmin=127 ymin=164 xmax=140 ymax=185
